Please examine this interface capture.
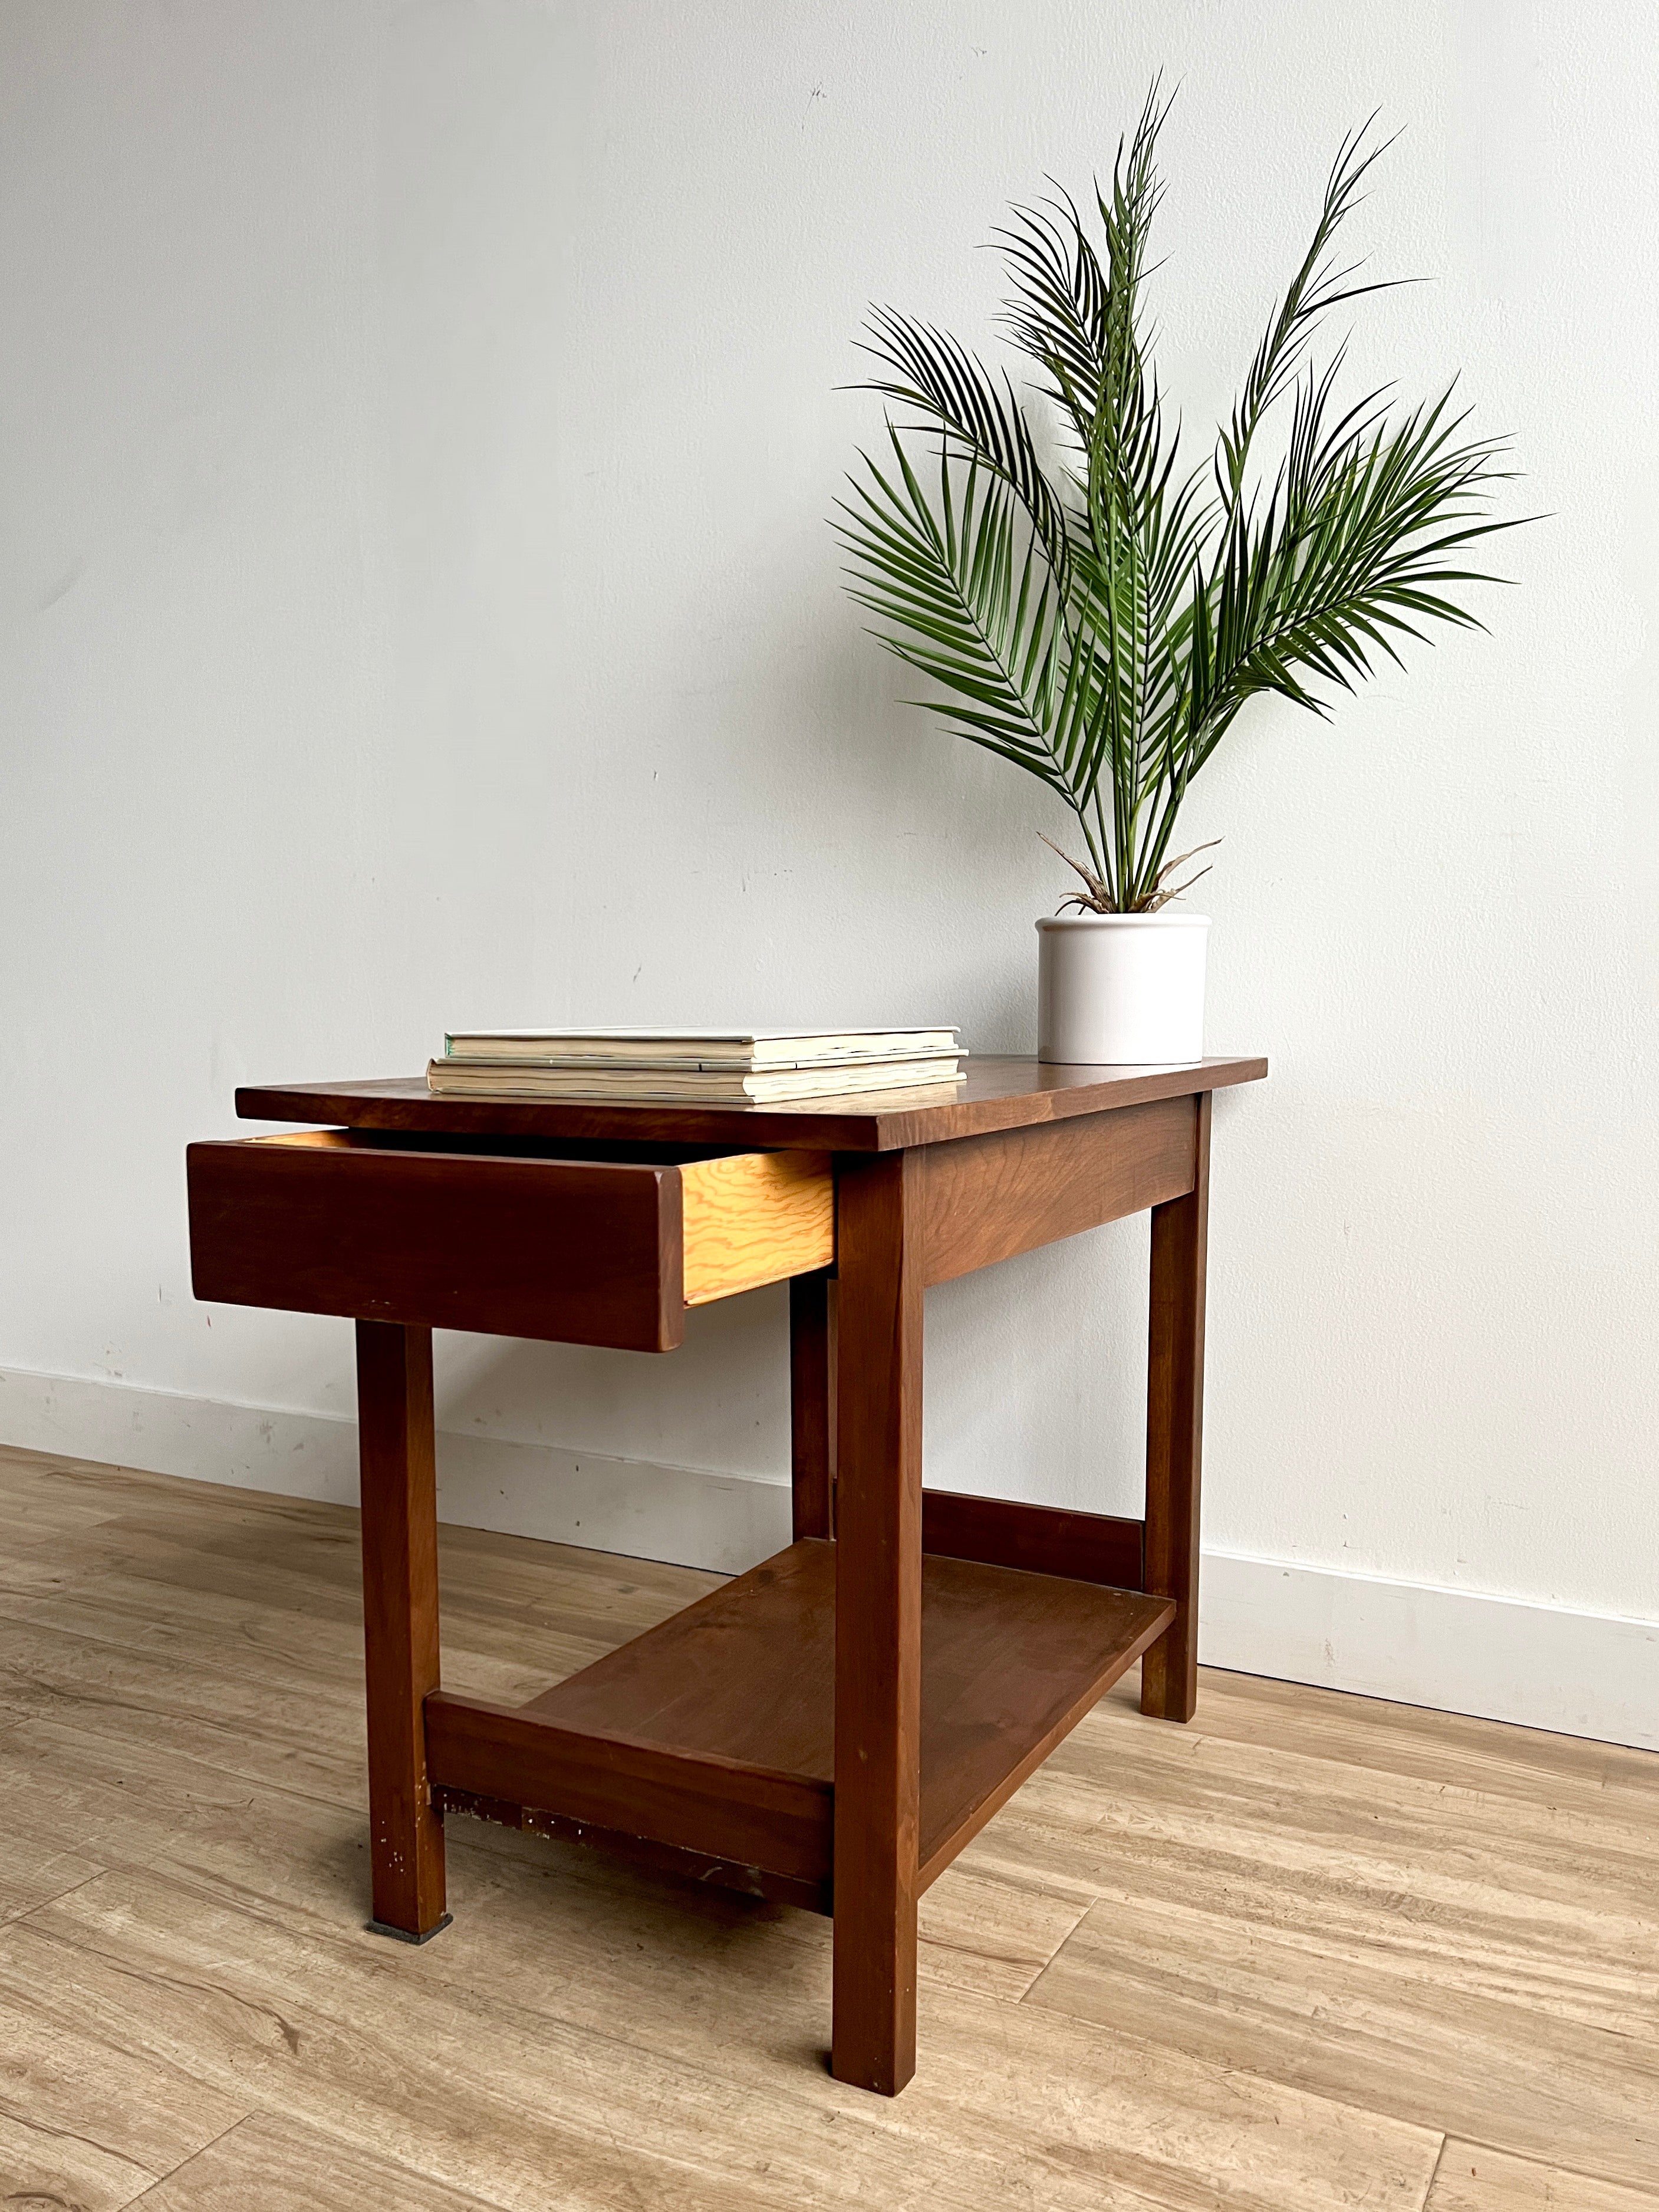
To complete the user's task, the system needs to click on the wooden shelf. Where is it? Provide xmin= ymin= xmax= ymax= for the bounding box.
xmin=427 ymin=1539 xmax=1173 ymax=1901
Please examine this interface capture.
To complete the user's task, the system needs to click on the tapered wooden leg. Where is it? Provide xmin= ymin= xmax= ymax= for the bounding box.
xmin=791 ymin=1269 xmax=837 ymax=1540
xmin=1141 ymin=1092 xmax=1211 ymax=1724
xmin=356 ymin=1318 xmax=449 ymax=1940
xmin=831 ymin=1154 xmax=922 ymax=2095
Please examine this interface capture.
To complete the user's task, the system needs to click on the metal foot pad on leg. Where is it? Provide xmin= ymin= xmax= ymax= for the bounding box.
xmin=366 ymin=1913 xmax=452 ymax=1945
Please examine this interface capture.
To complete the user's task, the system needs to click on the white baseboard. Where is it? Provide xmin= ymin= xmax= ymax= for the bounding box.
xmin=1198 ymin=1552 xmax=1658 ymax=1753
xmin=0 ymin=1363 xmax=789 ymax=1575
xmin=3 ymin=1364 xmax=1654 ymax=1751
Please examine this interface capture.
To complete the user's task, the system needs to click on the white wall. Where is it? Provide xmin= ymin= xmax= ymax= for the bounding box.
xmin=3 ymin=2 xmax=1656 ymax=1737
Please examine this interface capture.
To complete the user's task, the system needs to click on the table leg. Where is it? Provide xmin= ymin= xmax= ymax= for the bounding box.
xmin=356 ymin=1318 xmax=449 ymax=1940
xmin=790 ymin=1268 xmax=836 ymax=1540
xmin=1141 ymin=1092 xmax=1211 ymax=1723
xmin=831 ymin=1153 xmax=922 ymax=2095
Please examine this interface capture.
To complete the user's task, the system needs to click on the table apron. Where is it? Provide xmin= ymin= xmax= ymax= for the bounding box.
xmin=916 ymin=1093 xmax=1199 ymax=1286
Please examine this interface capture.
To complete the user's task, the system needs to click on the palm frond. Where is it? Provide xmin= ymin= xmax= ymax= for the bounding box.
xmin=1216 ymin=117 xmax=1404 ymax=508
xmin=1194 ymin=376 xmax=1516 ymax=756
xmin=996 ymin=77 xmax=1171 ymax=466
xmin=832 ymin=426 xmax=1077 ymax=804
xmin=855 ymin=307 xmax=1073 ymax=591
xmin=834 ymin=83 xmax=1527 ymax=910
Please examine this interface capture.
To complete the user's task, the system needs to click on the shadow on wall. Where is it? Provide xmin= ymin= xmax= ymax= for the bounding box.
xmin=433 ymin=1284 xmax=792 ymax=1487
xmin=425 ymin=1193 xmax=1154 ymax=1556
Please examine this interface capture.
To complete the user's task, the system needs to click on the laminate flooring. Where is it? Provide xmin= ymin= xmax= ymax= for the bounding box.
xmin=0 ymin=1443 xmax=1651 ymax=2210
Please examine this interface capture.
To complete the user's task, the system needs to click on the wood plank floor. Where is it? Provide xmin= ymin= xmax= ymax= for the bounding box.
xmin=0 ymin=1442 xmax=1651 ymax=2211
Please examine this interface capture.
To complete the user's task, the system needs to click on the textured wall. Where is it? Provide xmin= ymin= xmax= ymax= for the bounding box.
xmin=2 ymin=1 xmax=1654 ymax=1625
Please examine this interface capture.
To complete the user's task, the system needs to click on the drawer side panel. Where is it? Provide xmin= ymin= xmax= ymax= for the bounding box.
xmin=680 ymin=1149 xmax=833 ymax=1305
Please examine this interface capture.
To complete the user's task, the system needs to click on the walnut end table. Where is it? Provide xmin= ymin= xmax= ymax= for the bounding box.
xmin=186 ymin=1052 xmax=1266 ymax=2095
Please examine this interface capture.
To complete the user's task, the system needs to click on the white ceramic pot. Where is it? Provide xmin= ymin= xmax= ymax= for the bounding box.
xmin=1036 ymin=913 xmax=1210 ymax=1065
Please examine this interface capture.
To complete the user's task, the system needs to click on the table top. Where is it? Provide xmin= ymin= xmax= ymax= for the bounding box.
xmin=236 ymin=1055 xmax=1267 ymax=1154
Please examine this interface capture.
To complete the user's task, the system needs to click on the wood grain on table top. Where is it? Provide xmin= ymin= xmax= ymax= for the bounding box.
xmin=235 ymin=1052 xmax=1267 ymax=1152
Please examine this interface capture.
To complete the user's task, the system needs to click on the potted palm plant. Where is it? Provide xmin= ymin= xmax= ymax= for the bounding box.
xmin=835 ymin=87 xmax=1518 ymax=1063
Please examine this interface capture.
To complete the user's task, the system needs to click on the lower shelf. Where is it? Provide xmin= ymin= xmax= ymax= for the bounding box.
xmin=427 ymin=1538 xmax=1173 ymax=1900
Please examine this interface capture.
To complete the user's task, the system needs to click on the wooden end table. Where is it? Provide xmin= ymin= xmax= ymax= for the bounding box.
xmin=186 ymin=1052 xmax=1265 ymax=2095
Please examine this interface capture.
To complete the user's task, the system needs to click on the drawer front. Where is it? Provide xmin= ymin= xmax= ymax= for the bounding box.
xmin=188 ymin=1134 xmax=684 ymax=1351
xmin=187 ymin=1134 xmax=836 ymax=1351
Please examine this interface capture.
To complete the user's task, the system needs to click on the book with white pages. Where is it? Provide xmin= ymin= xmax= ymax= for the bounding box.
xmin=425 ymin=1054 xmax=965 ymax=1104
xmin=440 ymin=1025 xmax=959 ymax=1069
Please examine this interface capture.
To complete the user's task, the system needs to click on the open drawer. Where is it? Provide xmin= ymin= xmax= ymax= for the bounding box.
xmin=186 ymin=1131 xmax=833 ymax=1351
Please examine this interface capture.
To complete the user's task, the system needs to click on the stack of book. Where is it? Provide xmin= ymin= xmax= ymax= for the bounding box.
xmin=426 ymin=1026 xmax=967 ymax=1104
